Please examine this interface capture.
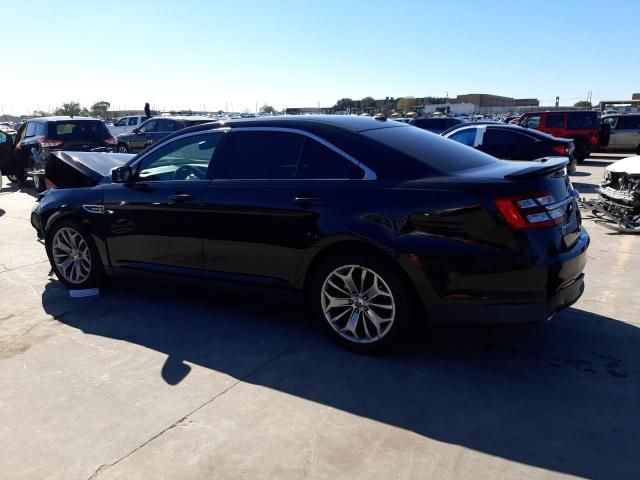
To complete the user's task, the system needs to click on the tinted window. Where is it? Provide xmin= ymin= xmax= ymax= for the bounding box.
xmin=35 ymin=123 xmax=47 ymax=136
xmin=297 ymin=138 xmax=355 ymax=179
xmin=484 ymin=129 xmax=534 ymax=146
xmin=225 ymin=131 xmax=304 ymax=179
xmin=545 ymin=114 xmax=564 ymax=128
xmin=48 ymin=121 xmax=110 ymax=139
xmin=615 ymin=115 xmax=640 ymax=130
xmin=25 ymin=122 xmax=36 ymax=137
xmin=128 ymin=117 xmax=139 ymax=126
xmin=138 ymin=133 xmax=222 ymax=181
xmin=138 ymin=120 xmax=158 ymax=133
xmin=157 ymin=119 xmax=178 ymax=131
xmin=413 ymin=118 xmax=446 ymax=130
xmin=602 ymin=117 xmax=618 ymax=128
xmin=363 ymin=126 xmax=496 ymax=172
xmin=448 ymin=128 xmax=477 ymax=146
xmin=567 ymin=112 xmax=597 ymax=129
xmin=115 ymin=118 xmax=127 ymax=127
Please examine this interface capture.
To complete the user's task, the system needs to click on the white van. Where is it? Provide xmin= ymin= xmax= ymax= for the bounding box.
xmin=108 ymin=115 xmax=149 ymax=136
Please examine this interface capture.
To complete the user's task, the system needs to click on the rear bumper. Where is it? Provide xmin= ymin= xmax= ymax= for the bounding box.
xmin=428 ymin=273 xmax=584 ymax=324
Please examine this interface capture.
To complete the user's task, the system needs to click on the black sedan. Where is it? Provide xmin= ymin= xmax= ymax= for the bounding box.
xmin=31 ymin=115 xmax=589 ymax=352
xmin=442 ymin=123 xmax=578 ymax=173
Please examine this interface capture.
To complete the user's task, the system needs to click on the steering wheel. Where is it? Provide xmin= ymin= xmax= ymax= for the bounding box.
xmin=173 ymin=165 xmax=201 ymax=181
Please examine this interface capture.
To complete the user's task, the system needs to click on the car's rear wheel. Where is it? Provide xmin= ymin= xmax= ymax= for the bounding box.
xmin=117 ymin=143 xmax=129 ymax=153
xmin=309 ymin=252 xmax=411 ymax=353
xmin=635 ymin=144 xmax=640 ymax=155
xmin=32 ymin=173 xmax=45 ymax=193
xmin=6 ymin=174 xmax=20 ymax=183
xmin=45 ymin=219 xmax=103 ymax=290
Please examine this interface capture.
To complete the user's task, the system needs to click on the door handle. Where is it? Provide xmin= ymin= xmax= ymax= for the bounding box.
xmin=293 ymin=196 xmax=325 ymax=206
xmin=168 ymin=193 xmax=192 ymax=203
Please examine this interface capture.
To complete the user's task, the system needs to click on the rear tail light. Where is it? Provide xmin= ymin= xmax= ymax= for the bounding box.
xmin=36 ymin=137 xmax=63 ymax=148
xmin=589 ymin=131 xmax=599 ymax=145
xmin=495 ymin=193 xmax=567 ymax=230
xmin=551 ymin=145 xmax=568 ymax=156
xmin=104 ymin=136 xmax=118 ymax=145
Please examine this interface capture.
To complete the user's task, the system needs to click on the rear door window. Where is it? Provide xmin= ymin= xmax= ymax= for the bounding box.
xmin=297 ymin=138 xmax=358 ymax=179
xmin=223 ymin=131 xmax=304 ymax=179
xmin=448 ymin=128 xmax=477 ymax=146
xmin=567 ymin=112 xmax=596 ymax=129
xmin=128 ymin=117 xmax=139 ymax=126
xmin=614 ymin=116 xmax=640 ymax=130
xmin=545 ymin=114 xmax=565 ymax=128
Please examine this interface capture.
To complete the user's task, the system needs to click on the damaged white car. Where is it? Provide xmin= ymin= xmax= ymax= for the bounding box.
xmin=590 ymin=156 xmax=640 ymax=232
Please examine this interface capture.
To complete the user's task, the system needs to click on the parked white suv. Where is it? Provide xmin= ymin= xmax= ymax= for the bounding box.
xmin=108 ymin=115 xmax=149 ymax=136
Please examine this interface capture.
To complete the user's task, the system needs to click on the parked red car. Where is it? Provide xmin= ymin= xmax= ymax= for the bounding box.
xmin=517 ymin=111 xmax=610 ymax=162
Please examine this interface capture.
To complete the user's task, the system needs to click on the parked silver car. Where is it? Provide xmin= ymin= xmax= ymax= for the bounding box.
xmin=601 ymin=114 xmax=640 ymax=154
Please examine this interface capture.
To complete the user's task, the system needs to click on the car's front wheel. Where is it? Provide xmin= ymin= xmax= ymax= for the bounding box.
xmin=310 ymin=252 xmax=411 ymax=353
xmin=117 ymin=143 xmax=129 ymax=153
xmin=45 ymin=219 xmax=103 ymax=290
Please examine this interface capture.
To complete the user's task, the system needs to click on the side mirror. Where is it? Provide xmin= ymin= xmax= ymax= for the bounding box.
xmin=133 ymin=128 xmax=140 ymax=134
xmin=111 ymin=165 xmax=133 ymax=183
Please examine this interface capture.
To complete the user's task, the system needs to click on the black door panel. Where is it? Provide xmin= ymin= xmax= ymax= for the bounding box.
xmin=103 ymin=181 xmax=208 ymax=271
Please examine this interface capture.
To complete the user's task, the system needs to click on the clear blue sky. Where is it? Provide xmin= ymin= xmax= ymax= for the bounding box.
xmin=0 ymin=0 xmax=638 ymax=114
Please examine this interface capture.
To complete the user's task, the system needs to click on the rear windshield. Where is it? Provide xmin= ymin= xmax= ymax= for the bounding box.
xmin=362 ymin=125 xmax=497 ymax=173
xmin=48 ymin=120 xmax=110 ymax=139
xmin=567 ymin=112 xmax=597 ymax=129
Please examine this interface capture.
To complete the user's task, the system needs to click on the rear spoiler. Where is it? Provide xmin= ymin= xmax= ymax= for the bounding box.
xmin=504 ymin=157 xmax=568 ymax=180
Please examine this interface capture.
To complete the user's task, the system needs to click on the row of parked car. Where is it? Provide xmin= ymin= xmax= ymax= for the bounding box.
xmin=2 ymin=110 xmax=639 ymax=193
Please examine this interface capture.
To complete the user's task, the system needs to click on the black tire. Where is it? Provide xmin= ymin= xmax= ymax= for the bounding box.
xmin=636 ymin=144 xmax=640 ymax=155
xmin=6 ymin=174 xmax=20 ymax=183
xmin=308 ymin=251 xmax=412 ymax=353
xmin=574 ymin=141 xmax=589 ymax=164
xmin=32 ymin=173 xmax=46 ymax=193
xmin=45 ymin=219 xmax=104 ymax=290
xmin=117 ymin=143 xmax=129 ymax=153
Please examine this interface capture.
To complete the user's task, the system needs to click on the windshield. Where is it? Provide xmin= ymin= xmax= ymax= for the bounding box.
xmin=48 ymin=120 xmax=110 ymax=139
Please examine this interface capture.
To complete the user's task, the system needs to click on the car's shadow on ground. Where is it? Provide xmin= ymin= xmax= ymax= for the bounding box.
xmin=42 ymin=277 xmax=639 ymax=479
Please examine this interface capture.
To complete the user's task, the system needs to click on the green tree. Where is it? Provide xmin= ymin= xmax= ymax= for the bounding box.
xmin=54 ymin=102 xmax=83 ymax=116
xmin=360 ymin=96 xmax=376 ymax=109
xmin=334 ymin=98 xmax=354 ymax=111
xmin=397 ymin=97 xmax=416 ymax=111
xmin=90 ymin=101 xmax=111 ymax=118
xmin=260 ymin=104 xmax=276 ymax=114
xmin=574 ymin=101 xmax=592 ymax=108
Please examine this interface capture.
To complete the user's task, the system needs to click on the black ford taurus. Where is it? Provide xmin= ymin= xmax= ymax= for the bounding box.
xmin=30 ymin=115 xmax=589 ymax=352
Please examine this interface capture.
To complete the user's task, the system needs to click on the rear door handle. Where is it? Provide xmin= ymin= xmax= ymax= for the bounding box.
xmin=168 ymin=193 xmax=192 ymax=203
xmin=293 ymin=196 xmax=325 ymax=206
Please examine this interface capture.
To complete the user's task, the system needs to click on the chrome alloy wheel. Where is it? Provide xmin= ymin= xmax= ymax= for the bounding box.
xmin=321 ymin=265 xmax=396 ymax=344
xmin=52 ymin=227 xmax=92 ymax=285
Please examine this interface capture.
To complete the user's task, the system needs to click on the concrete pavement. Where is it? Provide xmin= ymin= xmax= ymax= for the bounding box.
xmin=0 ymin=157 xmax=638 ymax=480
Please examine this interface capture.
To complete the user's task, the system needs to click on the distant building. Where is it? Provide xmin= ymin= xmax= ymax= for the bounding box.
xmin=453 ymin=94 xmax=539 ymax=112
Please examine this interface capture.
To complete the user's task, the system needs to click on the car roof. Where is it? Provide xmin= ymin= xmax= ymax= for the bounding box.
xmin=521 ymin=110 xmax=595 ymax=115
xmin=172 ymin=115 xmax=407 ymax=134
xmin=602 ymin=113 xmax=640 ymax=117
xmin=30 ymin=116 xmax=100 ymax=122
